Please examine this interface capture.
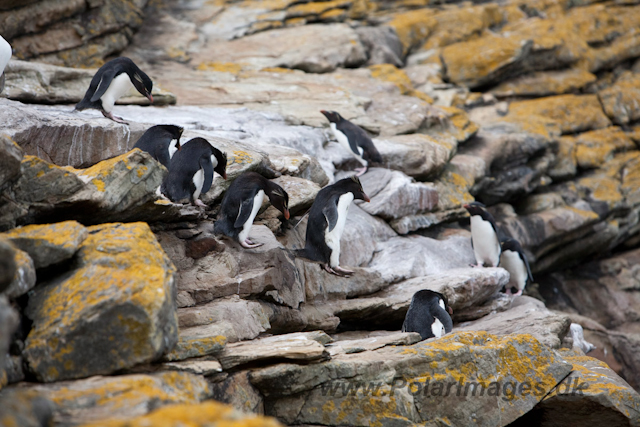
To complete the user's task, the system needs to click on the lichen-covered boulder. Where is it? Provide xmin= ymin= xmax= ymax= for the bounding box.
xmin=0 ymin=295 xmax=19 ymax=390
xmin=0 ymin=388 xmax=53 ymax=427
xmin=2 ymin=248 xmax=36 ymax=299
xmin=3 ymin=220 xmax=87 ymax=269
xmin=24 ymin=222 xmax=178 ymax=382
xmin=0 ymin=135 xmax=23 ymax=191
xmin=79 ymin=400 xmax=283 ymax=427
xmin=0 ymin=237 xmax=16 ymax=293
xmin=249 ymin=332 xmax=572 ymax=426
xmin=23 ymin=371 xmax=211 ymax=426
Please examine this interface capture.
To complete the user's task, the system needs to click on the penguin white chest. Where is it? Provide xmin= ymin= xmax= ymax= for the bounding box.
xmin=238 ymin=190 xmax=265 ymax=243
xmin=0 ymin=36 xmax=11 ymax=75
xmin=431 ymin=317 xmax=445 ymax=338
xmin=470 ymin=215 xmax=500 ymax=267
xmin=325 ymin=192 xmax=354 ymax=267
xmin=330 ymin=123 xmax=366 ymax=166
xmin=500 ymin=249 xmax=528 ymax=291
xmin=100 ymin=73 xmax=134 ymax=113
xmin=192 ymin=169 xmax=205 ymax=200
xmin=168 ymin=139 xmax=179 ymax=159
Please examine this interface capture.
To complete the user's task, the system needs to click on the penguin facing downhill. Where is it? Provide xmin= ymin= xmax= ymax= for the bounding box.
xmin=214 ymin=172 xmax=290 ymax=249
xmin=0 ymin=35 xmax=11 ymax=94
xmin=293 ymin=176 xmax=370 ymax=276
xmin=402 ymin=290 xmax=454 ymax=340
xmin=320 ymin=110 xmax=383 ymax=177
xmin=133 ymin=125 xmax=183 ymax=168
xmin=160 ymin=137 xmax=227 ymax=207
xmin=464 ymin=202 xmax=501 ymax=268
xmin=75 ymin=57 xmax=153 ymax=124
xmin=500 ymin=238 xmax=533 ymax=297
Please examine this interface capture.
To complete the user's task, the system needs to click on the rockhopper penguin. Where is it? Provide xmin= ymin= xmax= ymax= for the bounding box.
xmin=500 ymin=238 xmax=533 ymax=297
xmin=0 ymin=35 xmax=11 ymax=94
xmin=293 ymin=176 xmax=370 ymax=276
xmin=320 ymin=110 xmax=382 ymax=177
xmin=75 ymin=57 xmax=153 ymax=124
xmin=160 ymin=137 xmax=227 ymax=207
xmin=464 ymin=202 xmax=501 ymax=268
xmin=402 ymin=290 xmax=454 ymax=340
xmin=214 ymin=172 xmax=290 ymax=249
xmin=133 ymin=125 xmax=184 ymax=168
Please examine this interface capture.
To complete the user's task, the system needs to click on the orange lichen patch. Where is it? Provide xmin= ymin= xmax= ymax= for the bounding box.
xmin=598 ymin=71 xmax=640 ymax=125
xmin=435 ymin=169 xmax=474 ymax=211
xmin=285 ymin=17 xmax=306 ymax=26
xmin=24 ymin=222 xmax=177 ymax=382
xmin=421 ymin=4 xmax=503 ymax=51
xmin=260 ymin=67 xmax=296 ymax=73
xmin=3 ymin=221 xmax=87 ymax=257
xmin=438 ymin=106 xmax=479 ymax=141
xmin=79 ymin=401 xmax=284 ymax=427
xmin=368 ymin=64 xmax=433 ymax=103
xmin=285 ymin=0 xmax=350 ymax=18
xmin=491 ymin=69 xmax=597 ymax=98
xmin=164 ymin=335 xmax=227 ymax=361
xmin=508 ymin=94 xmax=610 ymax=135
xmin=348 ymin=0 xmax=370 ymax=19
xmin=388 ymin=9 xmax=437 ymax=54
xmin=441 ymin=34 xmax=527 ymax=88
xmin=231 ymin=150 xmax=254 ymax=165
xmin=197 ymin=62 xmax=243 ymax=74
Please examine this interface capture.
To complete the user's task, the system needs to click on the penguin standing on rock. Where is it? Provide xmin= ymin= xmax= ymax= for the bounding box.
xmin=214 ymin=172 xmax=290 ymax=249
xmin=464 ymin=202 xmax=501 ymax=268
xmin=320 ymin=110 xmax=382 ymax=177
xmin=293 ymin=176 xmax=370 ymax=276
xmin=161 ymin=137 xmax=227 ymax=207
xmin=133 ymin=125 xmax=183 ymax=168
xmin=500 ymin=238 xmax=533 ymax=297
xmin=0 ymin=35 xmax=12 ymax=93
xmin=75 ymin=57 xmax=153 ymax=124
xmin=402 ymin=290 xmax=453 ymax=340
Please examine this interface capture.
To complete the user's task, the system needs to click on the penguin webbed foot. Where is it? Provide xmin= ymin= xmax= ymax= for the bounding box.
xmin=323 ymin=264 xmax=353 ymax=277
xmin=241 ymin=238 xmax=263 ymax=249
xmin=354 ymin=167 xmax=367 ymax=177
xmin=102 ymin=110 xmax=129 ymax=125
xmin=194 ymin=199 xmax=207 ymax=208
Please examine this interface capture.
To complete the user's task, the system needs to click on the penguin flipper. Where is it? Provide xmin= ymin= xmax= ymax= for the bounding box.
xmin=200 ymin=156 xmax=214 ymax=194
xmin=156 ymin=148 xmax=170 ymax=169
xmin=434 ymin=305 xmax=453 ymax=334
xmin=90 ymin=69 xmax=118 ymax=103
xmin=339 ymin=122 xmax=368 ymax=156
xmin=234 ymin=197 xmax=256 ymax=229
xmin=322 ymin=205 xmax=339 ymax=232
xmin=522 ymin=250 xmax=534 ymax=284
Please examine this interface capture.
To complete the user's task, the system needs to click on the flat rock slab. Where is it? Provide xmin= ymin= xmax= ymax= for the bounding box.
xmin=3 ymin=220 xmax=87 ymax=269
xmin=249 ymin=331 xmax=572 ymax=426
xmin=375 ymin=133 xmax=455 ymax=180
xmin=16 ymin=371 xmax=210 ymax=426
xmin=24 ymin=222 xmax=178 ymax=382
xmin=163 ymin=360 xmax=223 ymax=376
xmin=217 ymin=331 xmax=331 ymax=370
xmin=327 ymin=331 xmax=422 ymax=356
xmin=162 ymin=330 xmax=227 ymax=362
xmin=457 ymin=301 xmax=571 ymax=349
xmin=333 ymin=267 xmax=508 ymax=329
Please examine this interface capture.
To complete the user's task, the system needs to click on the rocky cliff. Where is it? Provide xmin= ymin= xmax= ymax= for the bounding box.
xmin=1 ymin=0 xmax=640 ymax=426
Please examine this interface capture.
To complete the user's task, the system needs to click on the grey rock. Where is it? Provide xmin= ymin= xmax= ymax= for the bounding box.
xmin=457 ymin=301 xmax=571 ymax=349
xmin=163 ymin=360 xmax=222 ymax=376
xmin=2 ymin=248 xmax=36 ymax=299
xmin=0 ymin=388 xmax=53 ymax=427
xmin=0 ymin=295 xmax=19 ymax=389
xmin=0 ymin=237 xmax=16 ymax=293
xmin=193 ymin=23 xmax=367 ymax=73
xmin=356 ymin=26 xmax=404 ymax=67
xmin=210 ymin=371 xmax=264 ymax=415
xmin=162 ymin=325 xmax=227 ymax=362
xmin=327 ymin=330 xmax=422 ymax=356
xmin=0 ymin=135 xmax=23 ymax=191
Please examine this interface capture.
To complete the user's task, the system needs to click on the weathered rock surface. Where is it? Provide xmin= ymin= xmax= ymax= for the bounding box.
xmin=250 ymin=332 xmax=572 ymax=426
xmin=375 ymin=133 xmax=455 ymax=180
xmin=513 ymin=350 xmax=640 ymax=427
xmin=3 ymin=248 xmax=36 ymax=299
xmin=3 ymin=220 xmax=87 ymax=269
xmin=80 ymin=400 xmax=283 ymax=427
xmin=17 ymin=371 xmax=211 ymax=426
xmin=24 ymin=222 xmax=178 ymax=382
xmin=0 ymin=388 xmax=53 ymax=427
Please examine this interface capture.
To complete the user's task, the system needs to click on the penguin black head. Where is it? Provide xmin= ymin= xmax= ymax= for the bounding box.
xmin=320 ymin=110 xmax=344 ymax=124
xmin=266 ymin=183 xmax=290 ymax=220
xmin=463 ymin=201 xmax=488 ymax=217
xmin=128 ymin=64 xmax=154 ymax=103
xmin=212 ymin=148 xmax=228 ymax=180
xmin=159 ymin=124 xmax=184 ymax=150
xmin=336 ymin=175 xmax=370 ymax=202
xmin=500 ymin=237 xmax=522 ymax=253
xmin=423 ymin=290 xmax=454 ymax=316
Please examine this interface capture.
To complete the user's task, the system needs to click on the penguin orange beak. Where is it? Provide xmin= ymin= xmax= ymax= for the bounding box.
xmin=363 ymin=193 xmax=370 ymax=203
xmin=147 ymin=94 xmax=154 ymax=103
xmin=463 ymin=204 xmax=470 ymax=209
xmin=284 ymin=209 xmax=290 ymax=220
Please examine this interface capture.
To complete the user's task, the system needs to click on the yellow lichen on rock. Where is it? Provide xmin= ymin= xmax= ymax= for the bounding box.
xmin=368 ymin=64 xmax=433 ymax=103
xmin=23 ymin=222 xmax=178 ymax=382
xmin=387 ymin=9 xmax=437 ymax=55
xmin=79 ymin=401 xmax=283 ymax=427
